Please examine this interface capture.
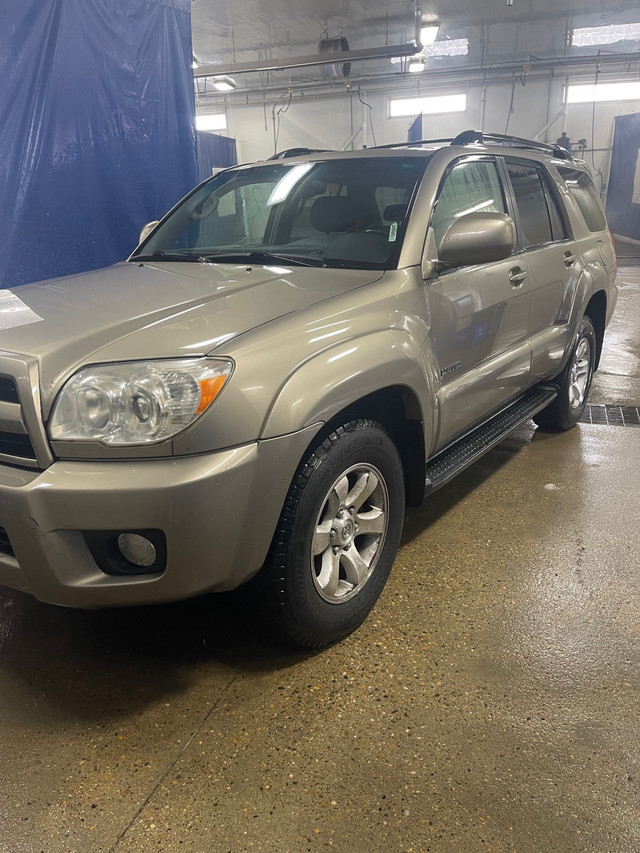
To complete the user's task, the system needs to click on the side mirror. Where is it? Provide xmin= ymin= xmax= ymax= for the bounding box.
xmin=138 ymin=220 xmax=159 ymax=245
xmin=438 ymin=212 xmax=515 ymax=266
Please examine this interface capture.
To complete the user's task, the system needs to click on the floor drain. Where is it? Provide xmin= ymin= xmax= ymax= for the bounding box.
xmin=581 ymin=404 xmax=640 ymax=426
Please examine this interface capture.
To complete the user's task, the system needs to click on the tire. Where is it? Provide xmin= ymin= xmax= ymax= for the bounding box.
xmin=534 ymin=316 xmax=596 ymax=431
xmin=257 ymin=420 xmax=405 ymax=649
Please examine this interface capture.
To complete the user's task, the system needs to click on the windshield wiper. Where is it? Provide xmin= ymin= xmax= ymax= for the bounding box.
xmin=198 ymin=250 xmax=325 ymax=268
xmin=131 ymin=250 xmax=200 ymax=263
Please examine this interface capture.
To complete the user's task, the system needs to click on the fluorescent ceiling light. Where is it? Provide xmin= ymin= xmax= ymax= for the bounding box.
xmin=423 ymin=38 xmax=469 ymax=58
xmin=195 ymin=113 xmax=227 ymax=131
xmin=567 ymin=81 xmax=640 ymax=103
xmin=212 ymin=76 xmax=236 ymax=92
xmin=420 ymin=26 xmax=439 ymax=46
xmin=390 ymin=93 xmax=467 ymax=117
xmin=572 ymin=23 xmax=640 ymax=46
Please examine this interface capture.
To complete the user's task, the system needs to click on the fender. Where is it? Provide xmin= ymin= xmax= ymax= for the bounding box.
xmin=260 ymin=328 xmax=436 ymax=444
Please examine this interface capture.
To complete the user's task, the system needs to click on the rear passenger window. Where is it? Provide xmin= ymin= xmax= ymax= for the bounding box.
xmin=557 ymin=167 xmax=607 ymax=232
xmin=431 ymin=160 xmax=505 ymax=248
xmin=506 ymin=161 xmax=566 ymax=248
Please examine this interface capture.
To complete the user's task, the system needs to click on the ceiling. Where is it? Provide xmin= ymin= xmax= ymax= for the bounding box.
xmin=191 ymin=0 xmax=640 ymax=98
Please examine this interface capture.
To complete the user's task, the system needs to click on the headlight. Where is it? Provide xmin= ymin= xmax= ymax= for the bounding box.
xmin=49 ymin=358 xmax=233 ymax=445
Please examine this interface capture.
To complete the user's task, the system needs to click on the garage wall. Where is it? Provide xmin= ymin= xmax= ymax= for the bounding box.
xmin=205 ymin=10 xmax=640 ymax=208
xmin=225 ymin=78 xmax=638 ymax=204
xmin=0 ymin=0 xmax=197 ymax=288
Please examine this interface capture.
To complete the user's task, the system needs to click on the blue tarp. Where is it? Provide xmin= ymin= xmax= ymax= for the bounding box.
xmin=606 ymin=112 xmax=640 ymax=241
xmin=196 ymin=132 xmax=237 ymax=182
xmin=0 ymin=0 xmax=197 ymax=288
xmin=408 ymin=115 xmax=423 ymax=143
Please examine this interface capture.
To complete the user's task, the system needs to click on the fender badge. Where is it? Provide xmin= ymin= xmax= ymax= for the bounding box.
xmin=440 ymin=361 xmax=462 ymax=377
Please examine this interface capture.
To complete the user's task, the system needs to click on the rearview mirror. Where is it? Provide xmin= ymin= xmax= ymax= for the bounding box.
xmin=138 ymin=220 xmax=159 ymax=245
xmin=438 ymin=212 xmax=515 ymax=266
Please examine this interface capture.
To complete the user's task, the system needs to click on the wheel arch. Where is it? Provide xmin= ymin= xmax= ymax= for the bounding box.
xmin=584 ymin=289 xmax=607 ymax=370
xmin=312 ymin=386 xmax=427 ymax=508
xmin=260 ymin=332 xmax=432 ymax=509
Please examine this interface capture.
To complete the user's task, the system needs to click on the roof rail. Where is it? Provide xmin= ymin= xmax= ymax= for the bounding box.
xmin=450 ymin=130 xmax=574 ymax=161
xmin=371 ymin=131 xmax=573 ymax=160
xmin=267 ymin=147 xmax=329 ymax=160
xmin=371 ymin=138 xmax=455 ymax=150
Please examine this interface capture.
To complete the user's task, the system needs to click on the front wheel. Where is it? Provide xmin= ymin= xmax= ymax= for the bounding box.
xmin=257 ymin=420 xmax=405 ymax=648
xmin=534 ymin=316 xmax=596 ymax=431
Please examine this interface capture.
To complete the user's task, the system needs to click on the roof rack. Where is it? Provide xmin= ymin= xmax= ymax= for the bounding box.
xmin=372 ymin=138 xmax=456 ymax=150
xmin=450 ymin=130 xmax=574 ymax=161
xmin=371 ymin=130 xmax=573 ymax=161
xmin=268 ymin=147 xmax=329 ymax=160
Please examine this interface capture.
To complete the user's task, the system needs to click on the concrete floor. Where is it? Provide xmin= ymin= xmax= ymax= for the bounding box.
xmin=1 ymin=260 xmax=639 ymax=853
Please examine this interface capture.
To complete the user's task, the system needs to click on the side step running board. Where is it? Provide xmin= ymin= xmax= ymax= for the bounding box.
xmin=424 ymin=386 xmax=557 ymax=497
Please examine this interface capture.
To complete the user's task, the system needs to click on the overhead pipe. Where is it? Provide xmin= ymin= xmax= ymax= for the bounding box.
xmin=414 ymin=1 xmax=423 ymax=51
xmin=194 ymin=42 xmax=420 ymax=78
xmin=195 ymin=4 xmax=423 ymax=78
xmin=197 ymin=49 xmax=640 ymax=101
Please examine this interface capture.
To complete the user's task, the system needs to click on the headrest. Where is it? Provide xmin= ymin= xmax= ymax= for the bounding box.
xmin=310 ymin=195 xmax=353 ymax=233
xmin=383 ymin=203 xmax=407 ymax=221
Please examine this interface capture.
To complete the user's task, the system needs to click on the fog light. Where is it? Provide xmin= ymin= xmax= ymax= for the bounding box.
xmin=117 ymin=533 xmax=157 ymax=567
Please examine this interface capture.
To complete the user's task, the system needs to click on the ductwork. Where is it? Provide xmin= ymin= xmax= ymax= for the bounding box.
xmin=194 ymin=4 xmax=423 ymax=78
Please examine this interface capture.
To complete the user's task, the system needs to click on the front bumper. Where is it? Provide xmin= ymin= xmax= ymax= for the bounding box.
xmin=0 ymin=429 xmax=315 ymax=608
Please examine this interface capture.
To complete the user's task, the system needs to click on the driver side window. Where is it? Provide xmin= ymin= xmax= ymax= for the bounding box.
xmin=431 ymin=160 xmax=506 ymax=249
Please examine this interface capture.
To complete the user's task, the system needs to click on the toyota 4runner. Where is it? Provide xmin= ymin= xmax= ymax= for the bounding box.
xmin=0 ymin=130 xmax=617 ymax=647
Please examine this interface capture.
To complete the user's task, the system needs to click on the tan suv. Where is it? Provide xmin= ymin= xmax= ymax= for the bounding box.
xmin=0 ymin=131 xmax=617 ymax=647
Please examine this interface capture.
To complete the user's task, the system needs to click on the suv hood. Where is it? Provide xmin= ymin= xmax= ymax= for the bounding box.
xmin=2 ymin=261 xmax=382 ymax=403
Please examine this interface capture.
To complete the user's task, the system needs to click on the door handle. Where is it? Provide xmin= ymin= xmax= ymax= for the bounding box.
xmin=564 ymin=251 xmax=577 ymax=266
xmin=508 ymin=267 xmax=528 ymax=286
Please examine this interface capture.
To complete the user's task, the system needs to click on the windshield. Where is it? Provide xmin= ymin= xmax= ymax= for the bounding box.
xmin=131 ymin=157 xmax=428 ymax=270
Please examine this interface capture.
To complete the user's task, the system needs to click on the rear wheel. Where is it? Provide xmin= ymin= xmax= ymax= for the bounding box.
xmin=534 ymin=316 xmax=596 ymax=431
xmin=257 ymin=420 xmax=405 ymax=648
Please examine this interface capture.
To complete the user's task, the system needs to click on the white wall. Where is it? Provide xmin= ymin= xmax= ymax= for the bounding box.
xmin=223 ymin=75 xmax=639 ymax=205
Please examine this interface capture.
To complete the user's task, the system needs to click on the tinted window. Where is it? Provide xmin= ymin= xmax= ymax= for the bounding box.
xmin=431 ymin=160 xmax=506 ymax=248
xmin=558 ymin=167 xmax=607 ymax=232
xmin=506 ymin=161 xmax=566 ymax=248
xmin=543 ymin=181 xmax=567 ymax=241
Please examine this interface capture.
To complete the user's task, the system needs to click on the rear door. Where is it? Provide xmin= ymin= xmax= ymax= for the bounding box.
xmin=502 ymin=158 xmax=579 ymax=381
xmin=426 ymin=157 xmax=532 ymax=448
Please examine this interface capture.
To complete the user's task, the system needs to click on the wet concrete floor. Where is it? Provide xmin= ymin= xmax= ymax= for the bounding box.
xmin=1 ymin=265 xmax=639 ymax=853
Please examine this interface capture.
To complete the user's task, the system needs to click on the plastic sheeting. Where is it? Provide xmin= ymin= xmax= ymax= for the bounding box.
xmin=606 ymin=112 xmax=640 ymax=241
xmin=0 ymin=0 xmax=197 ymax=288
xmin=196 ymin=132 xmax=238 ymax=183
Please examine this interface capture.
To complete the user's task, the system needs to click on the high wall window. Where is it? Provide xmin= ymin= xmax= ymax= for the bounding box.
xmin=389 ymin=93 xmax=466 ymax=118
xmin=196 ymin=113 xmax=227 ymax=132
xmin=566 ymin=81 xmax=640 ymax=103
xmin=572 ymin=23 xmax=640 ymax=47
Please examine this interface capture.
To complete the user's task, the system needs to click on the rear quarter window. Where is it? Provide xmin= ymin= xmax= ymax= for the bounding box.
xmin=557 ymin=167 xmax=607 ymax=232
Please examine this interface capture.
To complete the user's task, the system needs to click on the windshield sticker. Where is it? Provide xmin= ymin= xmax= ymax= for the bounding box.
xmin=389 ymin=221 xmax=398 ymax=242
xmin=0 ymin=290 xmax=44 ymax=330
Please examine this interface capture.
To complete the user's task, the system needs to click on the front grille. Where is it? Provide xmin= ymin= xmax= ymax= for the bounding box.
xmin=0 ymin=528 xmax=14 ymax=557
xmin=0 ymin=358 xmax=51 ymax=469
xmin=0 ymin=432 xmax=36 ymax=459
xmin=0 ymin=377 xmax=19 ymax=404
